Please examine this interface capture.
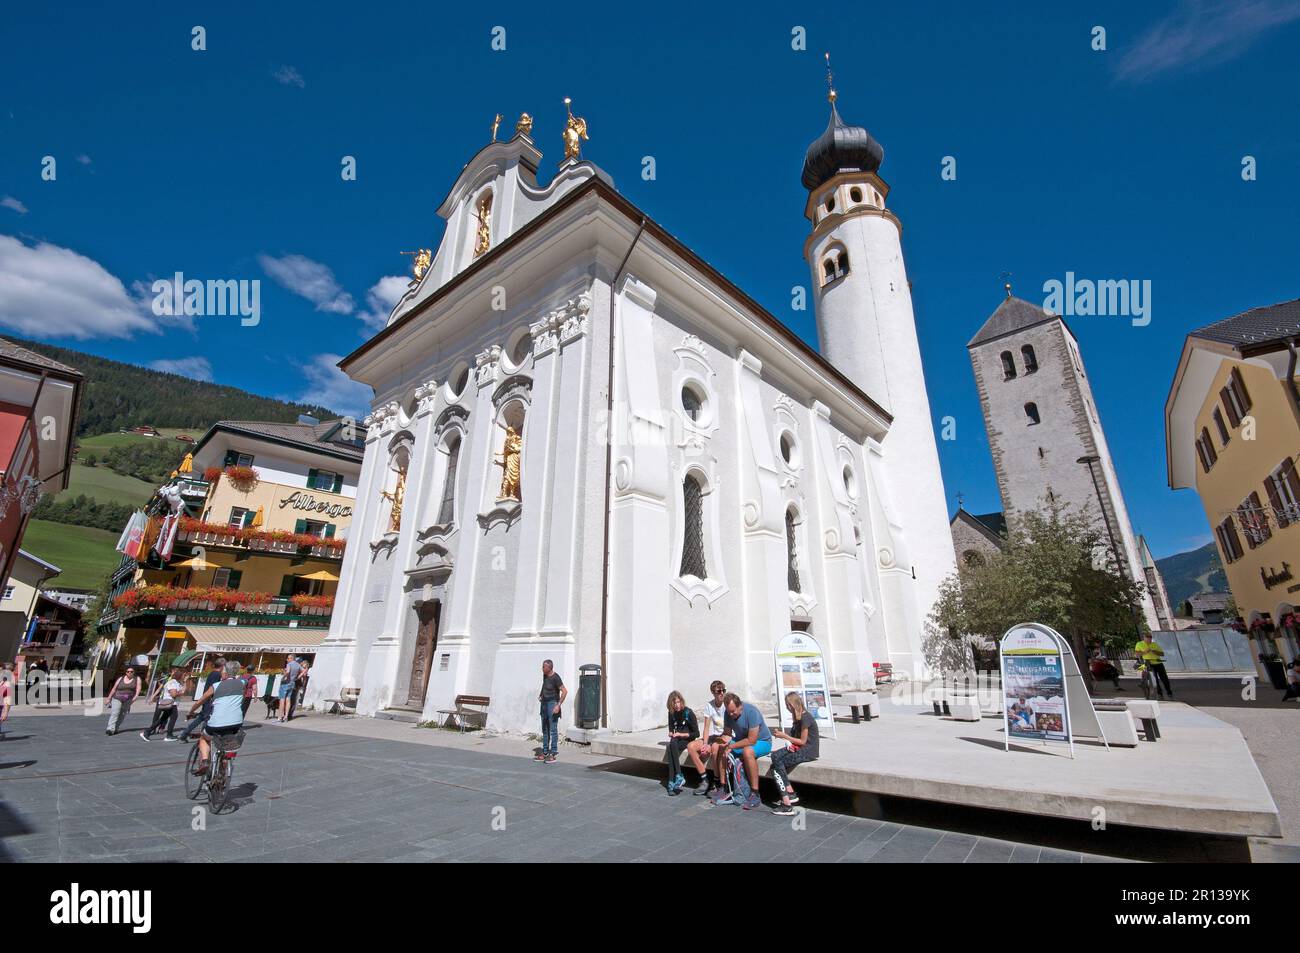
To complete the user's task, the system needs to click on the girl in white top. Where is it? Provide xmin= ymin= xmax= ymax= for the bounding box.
xmin=140 ymin=666 xmax=185 ymax=740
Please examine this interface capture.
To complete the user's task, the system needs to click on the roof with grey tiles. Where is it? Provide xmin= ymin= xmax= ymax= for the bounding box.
xmin=968 ymin=296 xmax=1059 ymax=349
xmin=0 ymin=337 xmax=83 ymax=377
xmin=1189 ymin=298 xmax=1300 ymax=352
xmin=203 ymin=418 xmax=364 ymax=462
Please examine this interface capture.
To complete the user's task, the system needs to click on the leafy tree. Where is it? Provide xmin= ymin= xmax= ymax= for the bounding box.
xmin=928 ymin=498 xmax=1148 ymax=686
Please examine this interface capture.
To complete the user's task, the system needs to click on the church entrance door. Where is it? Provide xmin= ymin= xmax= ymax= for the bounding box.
xmin=407 ymin=601 xmax=440 ymax=709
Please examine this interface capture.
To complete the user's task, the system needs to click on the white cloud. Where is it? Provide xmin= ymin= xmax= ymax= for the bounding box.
xmin=1116 ymin=0 xmax=1300 ymax=83
xmin=272 ymin=65 xmax=306 ymax=88
xmin=291 ymin=354 xmax=372 ymax=418
xmin=358 ymin=275 xmax=410 ymax=330
xmin=1 ymin=196 xmax=28 ymax=215
xmin=148 ymin=356 xmax=214 ymax=381
xmin=258 ymin=253 xmax=355 ymax=314
xmin=0 ymin=234 xmax=161 ymax=339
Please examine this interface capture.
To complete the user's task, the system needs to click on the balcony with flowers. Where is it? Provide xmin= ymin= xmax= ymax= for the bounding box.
xmin=111 ymin=584 xmax=335 ymax=627
xmin=176 ymin=516 xmax=347 ymax=560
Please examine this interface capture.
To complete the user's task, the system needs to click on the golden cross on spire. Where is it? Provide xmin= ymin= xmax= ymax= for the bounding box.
xmin=824 ymin=52 xmax=837 ymax=104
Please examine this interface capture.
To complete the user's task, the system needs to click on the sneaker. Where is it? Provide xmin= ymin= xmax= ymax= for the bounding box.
xmin=139 ymin=732 xmax=150 ymax=741
xmin=164 ymin=736 xmax=179 ymax=742
xmin=105 ymin=730 xmax=113 ymax=736
xmin=534 ymin=752 xmax=545 ymax=762
xmin=772 ymin=803 xmax=798 ymax=816
xmin=742 ymin=793 xmax=762 ymax=811
xmin=545 ymin=754 xmax=556 ymax=764
xmin=672 ymin=773 xmax=685 ymax=791
xmin=711 ymin=790 xmax=734 ymax=806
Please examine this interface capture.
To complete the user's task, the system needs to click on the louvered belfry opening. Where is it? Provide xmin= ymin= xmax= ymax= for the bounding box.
xmin=436 ymin=437 xmax=460 ymax=526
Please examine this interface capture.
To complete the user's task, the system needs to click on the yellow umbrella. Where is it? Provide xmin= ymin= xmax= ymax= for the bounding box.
xmin=251 ymin=506 xmax=264 ymax=528
xmin=179 ymin=453 xmax=194 ymax=474
xmin=172 ymin=554 xmax=217 ymax=571
xmin=299 ymin=569 xmax=340 ymax=582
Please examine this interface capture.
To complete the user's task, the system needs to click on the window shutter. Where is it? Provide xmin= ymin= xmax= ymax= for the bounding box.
xmin=1196 ymin=438 xmax=1210 ymax=474
xmin=1232 ymin=367 xmax=1252 ymax=411
xmin=1265 ymin=475 xmax=1288 ymax=528
xmin=294 ymin=519 xmax=306 ymax=534
xmin=242 ymin=510 xmax=254 ymax=527
xmin=223 ymin=450 xmax=238 ymax=467
xmin=227 ymin=569 xmax=242 ymax=590
xmin=307 ymin=468 xmax=319 ymax=489
xmin=1220 ymin=388 xmax=1240 ymax=427
xmin=1283 ymin=458 xmax=1300 ymax=503
xmin=332 ymin=473 xmax=343 ymax=493
xmin=324 ymin=523 xmax=336 ymax=538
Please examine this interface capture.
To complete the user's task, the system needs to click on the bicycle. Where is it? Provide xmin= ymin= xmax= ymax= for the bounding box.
xmin=184 ymin=728 xmax=245 ymax=813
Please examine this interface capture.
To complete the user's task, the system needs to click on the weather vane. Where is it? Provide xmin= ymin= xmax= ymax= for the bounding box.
xmin=824 ymin=52 xmax=836 ymax=104
xmin=999 ymin=271 xmax=1013 ymax=298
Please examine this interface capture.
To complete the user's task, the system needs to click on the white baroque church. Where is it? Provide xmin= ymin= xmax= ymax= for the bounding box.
xmin=306 ymin=95 xmax=956 ymax=734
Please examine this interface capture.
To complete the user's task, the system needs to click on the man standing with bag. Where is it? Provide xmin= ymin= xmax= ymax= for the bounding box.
xmin=536 ymin=660 xmax=567 ymax=765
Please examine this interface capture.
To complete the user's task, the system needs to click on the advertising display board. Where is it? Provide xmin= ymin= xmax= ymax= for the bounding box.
xmin=1000 ymin=623 xmax=1109 ymax=757
xmin=774 ymin=631 xmax=836 ymax=740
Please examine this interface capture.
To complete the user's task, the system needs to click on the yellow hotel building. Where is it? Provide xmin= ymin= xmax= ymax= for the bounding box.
xmin=95 ymin=417 xmax=362 ymax=680
xmin=1166 ymin=299 xmax=1300 ymax=663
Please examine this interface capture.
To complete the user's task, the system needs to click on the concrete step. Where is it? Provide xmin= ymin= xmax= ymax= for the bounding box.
xmin=377 ymin=707 xmax=423 ymax=724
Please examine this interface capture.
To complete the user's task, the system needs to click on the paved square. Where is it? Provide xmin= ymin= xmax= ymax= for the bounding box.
xmin=0 ymin=709 xmax=1132 ymax=863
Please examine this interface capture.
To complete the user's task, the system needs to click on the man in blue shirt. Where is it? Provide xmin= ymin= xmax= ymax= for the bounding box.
xmin=716 ymin=692 xmax=772 ymax=810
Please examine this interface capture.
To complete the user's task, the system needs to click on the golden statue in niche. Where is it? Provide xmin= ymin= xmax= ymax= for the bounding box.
xmin=515 ymin=112 xmax=533 ymax=137
xmin=493 ymin=422 xmax=522 ymax=501
xmin=561 ymin=97 xmax=587 ymax=161
xmin=380 ymin=466 xmax=407 ymax=532
xmin=473 ymin=193 xmax=492 ymax=257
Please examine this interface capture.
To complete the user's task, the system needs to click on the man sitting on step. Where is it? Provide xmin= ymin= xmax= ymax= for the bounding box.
xmin=714 ymin=692 xmax=772 ymax=810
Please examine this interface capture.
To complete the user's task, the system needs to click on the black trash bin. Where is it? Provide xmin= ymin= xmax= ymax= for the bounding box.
xmin=1260 ymin=655 xmax=1288 ymax=690
xmin=578 ymin=664 xmax=602 ymax=729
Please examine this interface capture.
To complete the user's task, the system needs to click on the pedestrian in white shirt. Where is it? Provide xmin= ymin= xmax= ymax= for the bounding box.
xmin=140 ymin=666 xmax=185 ymax=740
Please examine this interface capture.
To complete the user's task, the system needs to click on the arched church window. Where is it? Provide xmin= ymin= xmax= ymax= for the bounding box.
xmin=1024 ymin=402 xmax=1041 ymax=425
xmin=825 ymin=193 xmax=836 ymax=213
xmin=436 ymin=434 xmax=461 ymax=526
xmin=679 ymin=473 xmax=707 ymax=579
xmin=1021 ymin=344 xmax=1038 ymax=374
xmin=1001 ymin=351 xmax=1017 ymax=380
xmin=850 ymin=186 xmax=863 ymax=203
xmin=823 ymin=259 xmax=836 ymax=281
xmin=836 ymin=250 xmax=849 ymax=277
xmin=785 ymin=508 xmax=802 ymax=593
xmin=508 ymin=328 xmax=532 ymax=368
xmin=449 ymin=363 xmax=470 ymax=399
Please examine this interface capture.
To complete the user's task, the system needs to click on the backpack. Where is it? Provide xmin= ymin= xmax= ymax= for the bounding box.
xmin=726 ymin=751 xmax=752 ymax=802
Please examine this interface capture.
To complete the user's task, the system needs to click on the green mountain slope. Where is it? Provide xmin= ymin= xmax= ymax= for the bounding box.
xmin=1155 ymin=542 xmax=1228 ymax=612
xmin=8 ymin=337 xmax=339 ymax=436
xmin=22 ymin=520 xmax=123 ymax=591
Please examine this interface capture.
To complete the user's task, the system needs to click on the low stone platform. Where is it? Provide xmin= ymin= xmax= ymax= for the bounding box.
xmin=590 ymin=701 xmax=1281 ymax=838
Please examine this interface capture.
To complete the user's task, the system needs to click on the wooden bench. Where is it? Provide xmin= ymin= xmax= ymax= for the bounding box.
xmin=322 ymin=687 xmax=360 ymax=715
xmin=436 ymin=694 xmax=490 ymax=732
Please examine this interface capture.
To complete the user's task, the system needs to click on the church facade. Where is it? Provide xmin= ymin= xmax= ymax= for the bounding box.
xmin=305 ymin=99 xmax=956 ymax=734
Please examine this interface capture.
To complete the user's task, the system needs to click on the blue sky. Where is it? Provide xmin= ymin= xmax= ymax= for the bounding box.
xmin=2 ymin=1 xmax=1298 ymax=559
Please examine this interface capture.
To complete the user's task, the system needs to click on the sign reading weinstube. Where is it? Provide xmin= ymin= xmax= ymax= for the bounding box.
xmin=774 ymin=631 xmax=836 ymax=740
xmin=1000 ymin=625 xmax=1071 ymax=752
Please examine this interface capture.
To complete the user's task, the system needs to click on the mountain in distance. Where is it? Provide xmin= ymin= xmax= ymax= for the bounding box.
xmin=8 ymin=337 xmax=339 ymax=435
xmin=1155 ymin=541 xmax=1228 ymax=613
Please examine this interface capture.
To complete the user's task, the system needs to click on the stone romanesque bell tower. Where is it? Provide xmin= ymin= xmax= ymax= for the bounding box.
xmin=801 ymin=80 xmax=956 ymax=664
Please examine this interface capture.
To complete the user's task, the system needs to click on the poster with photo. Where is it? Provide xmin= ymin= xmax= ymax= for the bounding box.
xmin=773 ymin=631 xmax=836 ymax=739
xmin=1000 ymin=625 xmax=1071 ymax=746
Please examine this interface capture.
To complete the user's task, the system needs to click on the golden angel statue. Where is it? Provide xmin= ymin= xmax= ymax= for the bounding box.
xmin=380 ymin=467 xmax=407 ymax=532
xmin=412 ymin=248 xmax=432 ymax=280
xmin=515 ymin=112 xmax=533 ymax=137
xmin=561 ymin=97 xmax=587 ymax=161
xmin=473 ymin=193 xmax=492 ymax=257
xmin=494 ymin=423 xmax=522 ymax=501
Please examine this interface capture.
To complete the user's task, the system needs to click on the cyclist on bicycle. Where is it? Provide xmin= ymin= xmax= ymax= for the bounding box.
xmin=187 ymin=660 xmax=245 ymax=774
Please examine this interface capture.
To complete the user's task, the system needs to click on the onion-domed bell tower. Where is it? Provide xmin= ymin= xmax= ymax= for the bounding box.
xmin=802 ymin=59 xmax=956 ymax=662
